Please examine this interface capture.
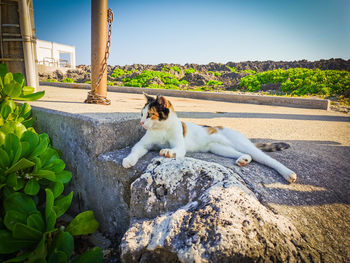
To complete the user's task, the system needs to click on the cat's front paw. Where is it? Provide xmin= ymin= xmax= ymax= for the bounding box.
xmin=160 ymin=149 xmax=177 ymax=158
xmin=122 ymin=155 xmax=138 ymax=168
xmin=236 ymin=154 xmax=252 ymax=167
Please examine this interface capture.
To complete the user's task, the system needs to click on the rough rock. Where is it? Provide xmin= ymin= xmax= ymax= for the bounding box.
xmin=147 ymin=76 xmax=164 ymax=86
xmin=180 ymin=73 xmax=212 ymax=86
xmin=121 ymin=157 xmax=318 ymax=263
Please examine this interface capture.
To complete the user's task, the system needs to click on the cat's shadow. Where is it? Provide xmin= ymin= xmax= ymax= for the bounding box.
xmin=136 ymin=138 xmax=349 ymax=207
xmin=209 ymin=138 xmax=350 ymax=207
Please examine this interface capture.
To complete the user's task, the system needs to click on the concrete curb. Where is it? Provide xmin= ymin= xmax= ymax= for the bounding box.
xmin=40 ymin=81 xmax=330 ymax=110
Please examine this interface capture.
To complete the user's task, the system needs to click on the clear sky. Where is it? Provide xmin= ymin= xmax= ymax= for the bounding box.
xmin=34 ymin=0 xmax=350 ymax=66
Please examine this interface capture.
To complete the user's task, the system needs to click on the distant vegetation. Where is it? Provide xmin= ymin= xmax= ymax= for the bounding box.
xmin=240 ymin=68 xmax=350 ymax=97
xmin=121 ymin=70 xmax=189 ymax=90
xmin=40 ymin=59 xmax=350 ymax=106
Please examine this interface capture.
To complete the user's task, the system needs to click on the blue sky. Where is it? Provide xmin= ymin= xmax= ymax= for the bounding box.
xmin=34 ymin=0 xmax=350 ymax=66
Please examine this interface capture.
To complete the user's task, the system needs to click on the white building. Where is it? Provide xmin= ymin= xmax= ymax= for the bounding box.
xmin=36 ymin=39 xmax=76 ymax=68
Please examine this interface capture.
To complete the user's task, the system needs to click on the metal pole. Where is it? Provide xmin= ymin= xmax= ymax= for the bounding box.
xmin=18 ymin=0 xmax=37 ymax=89
xmin=91 ymin=0 xmax=107 ymax=98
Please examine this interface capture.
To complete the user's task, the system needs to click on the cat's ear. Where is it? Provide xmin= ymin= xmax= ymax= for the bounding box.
xmin=143 ymin=92 xmax=155 ymax=103
xmin=157 ymin=96 xmax=171 ymax=109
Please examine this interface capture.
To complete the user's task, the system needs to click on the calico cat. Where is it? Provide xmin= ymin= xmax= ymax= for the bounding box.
xmin=122 ymin=93 xmax=297 ymax=183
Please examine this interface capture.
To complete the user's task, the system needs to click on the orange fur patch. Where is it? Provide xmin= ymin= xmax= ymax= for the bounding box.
xmin=206 ymin=126 xmax=218 ymax=134
xmin=216 ymin=126 xmax=224 ymax=130
xmin=181 ymin=121 xmax=187 ymax=137
xmin=149 ymin=107 xmax=159 ymax=120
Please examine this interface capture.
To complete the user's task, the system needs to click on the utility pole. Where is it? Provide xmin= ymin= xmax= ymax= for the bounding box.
xmin=85 ymin=0 xmax=112 ymax=105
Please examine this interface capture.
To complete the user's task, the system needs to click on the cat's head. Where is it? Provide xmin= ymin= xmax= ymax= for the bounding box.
xmin=140 ymin=93 xmax=174 ymax=130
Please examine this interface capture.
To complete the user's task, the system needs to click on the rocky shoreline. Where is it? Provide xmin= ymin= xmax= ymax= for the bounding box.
xmin=39 ymin=58 xmax=350 ymax=113
xmin=39 ymin=58 xmax=350 ymax=85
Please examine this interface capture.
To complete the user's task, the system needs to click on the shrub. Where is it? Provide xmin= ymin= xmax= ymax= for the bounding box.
xmin=111 ymin=68 xmax=126 ymax=78
xmin=179 ymin=80 xmax=189 ymax=85
xmin=207 ymin=80 xmax=223 ymax=87
xmin=226 ymin=65 xmax=238 ymax=73
xmin=185 ymin=68 xmax=196 ymax=74
xmin=0 ymin=64 xmax=102 ymax=263
xmin=162 ymin=66 xmax=170 ymax=72
xmin=62 ymin=78 xmax=75 ymax=83
xmin=45 ymin=79 xmax=59 ymax=82
xmin=208 ymin=71 xmax=222 ymax=77
xmin=242 ymin=69 xmax=256 ymax=75
xmin=122 ymin=70 xmax=181 ymax=88
xmin=170 ymin=66 xmax=182 ymax=74
xmin=240 ymin=68 xmax=350 ymax=96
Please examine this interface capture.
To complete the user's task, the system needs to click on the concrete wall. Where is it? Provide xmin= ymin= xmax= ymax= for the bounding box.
xmin=41 ymin=81 xmax=331 ymax=110
xmin=31 ymin=106 xmax=145 ymax=242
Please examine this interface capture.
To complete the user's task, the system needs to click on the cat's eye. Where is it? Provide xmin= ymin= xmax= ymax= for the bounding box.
xmin=147 ymin=113 xmax=151 ymax=118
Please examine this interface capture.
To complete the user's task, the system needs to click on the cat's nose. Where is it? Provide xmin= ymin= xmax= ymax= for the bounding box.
xmin=140 ymin=121 xmax=144 ymax=125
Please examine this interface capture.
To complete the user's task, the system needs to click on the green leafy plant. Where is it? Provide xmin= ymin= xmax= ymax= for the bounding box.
xmin=45 ymin=79 xmax=59 ymax=83
xmin=161 ymin=66 xmax=170 ymax=72
xmin=226 ymin=65 xmax=238 ymax=73
xmin=170 ymin=66 xmax=181 ymax=74
xmin=240 ymin=68 xmax=350 ymax=96
xmin=62 ymin=78 xmax=75 ymax=83
xmin=242 ymin=69 xmax=256 ymax=75
xmin=208 ymin=71 xmax=222 ymax=77
xmin=0 ymin=64 xmax=45 ymax=102
xmin=122 ymin=70 xmax=184 ymax=89
xmin=111 ymin=68 xmax=126 ymax=78
xmin=0 ymin=64 xmax=102 ymax=263
xmin=184 ymin=68 xmax=196 ymax=74
xmin=207 ymin=80 xmax=223 ymax=87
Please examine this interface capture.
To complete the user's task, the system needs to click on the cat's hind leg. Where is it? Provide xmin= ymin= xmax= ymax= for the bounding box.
xmin=209 ymin=143 xmax=252 ymax=167
xmin=244 ymin=146 xmax=297 ymax=183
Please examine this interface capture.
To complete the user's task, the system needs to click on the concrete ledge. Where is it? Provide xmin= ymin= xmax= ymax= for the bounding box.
xmin=40 ymin=81 xmax=330 ymax=110
xmin=31 ymin=106 xmax=145 ymax=241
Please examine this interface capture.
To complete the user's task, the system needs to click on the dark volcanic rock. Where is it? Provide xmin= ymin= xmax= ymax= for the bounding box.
xmin=180 ymin=73 xmax=212 ymax=86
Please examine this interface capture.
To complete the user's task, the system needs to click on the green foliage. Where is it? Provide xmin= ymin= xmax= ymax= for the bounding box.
xmin=184 ymin=68 xmax=196 ymax=74
xmin=45 ymin=79 xmax=59 ymax=83
xmin=0 ymin=64 xmax=102 ymax=263
xmin=207 ymin=80 xmax=223 ymax=87
xmin=240 ymin=68 xmax=350 ymax=96
xmin=170 ymin=66 xmax=182 ymax=74
xmin=111 ymin=68 xmax=125 ymax=78
xmin=161 ymin=66 xmax=170 ymax=72
xmin=107 ymin=81 xmax=115 ymax=86
xmin=179 ymin=80 xmax=189 ymax=85
xmin=226 ymin=65 xmax=238 ymax=73
xmin=0 ymin=64 xmax=45 ymax=102
xmin=62 ymin=78 xmax=75 ymax=83
xmin=84 ymin=80 xmax=91 ymax=84
xmin=122 ymin=70 xmax=184 ymax=89
xmin=242 ymin=69 xmax=256 ymax=75
xmin=208 ymin=71 xmax=222 ymax=77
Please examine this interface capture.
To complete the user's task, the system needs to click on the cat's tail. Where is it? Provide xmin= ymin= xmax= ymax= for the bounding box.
xmin=255 ymin=142 xmax=290 ymax=152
